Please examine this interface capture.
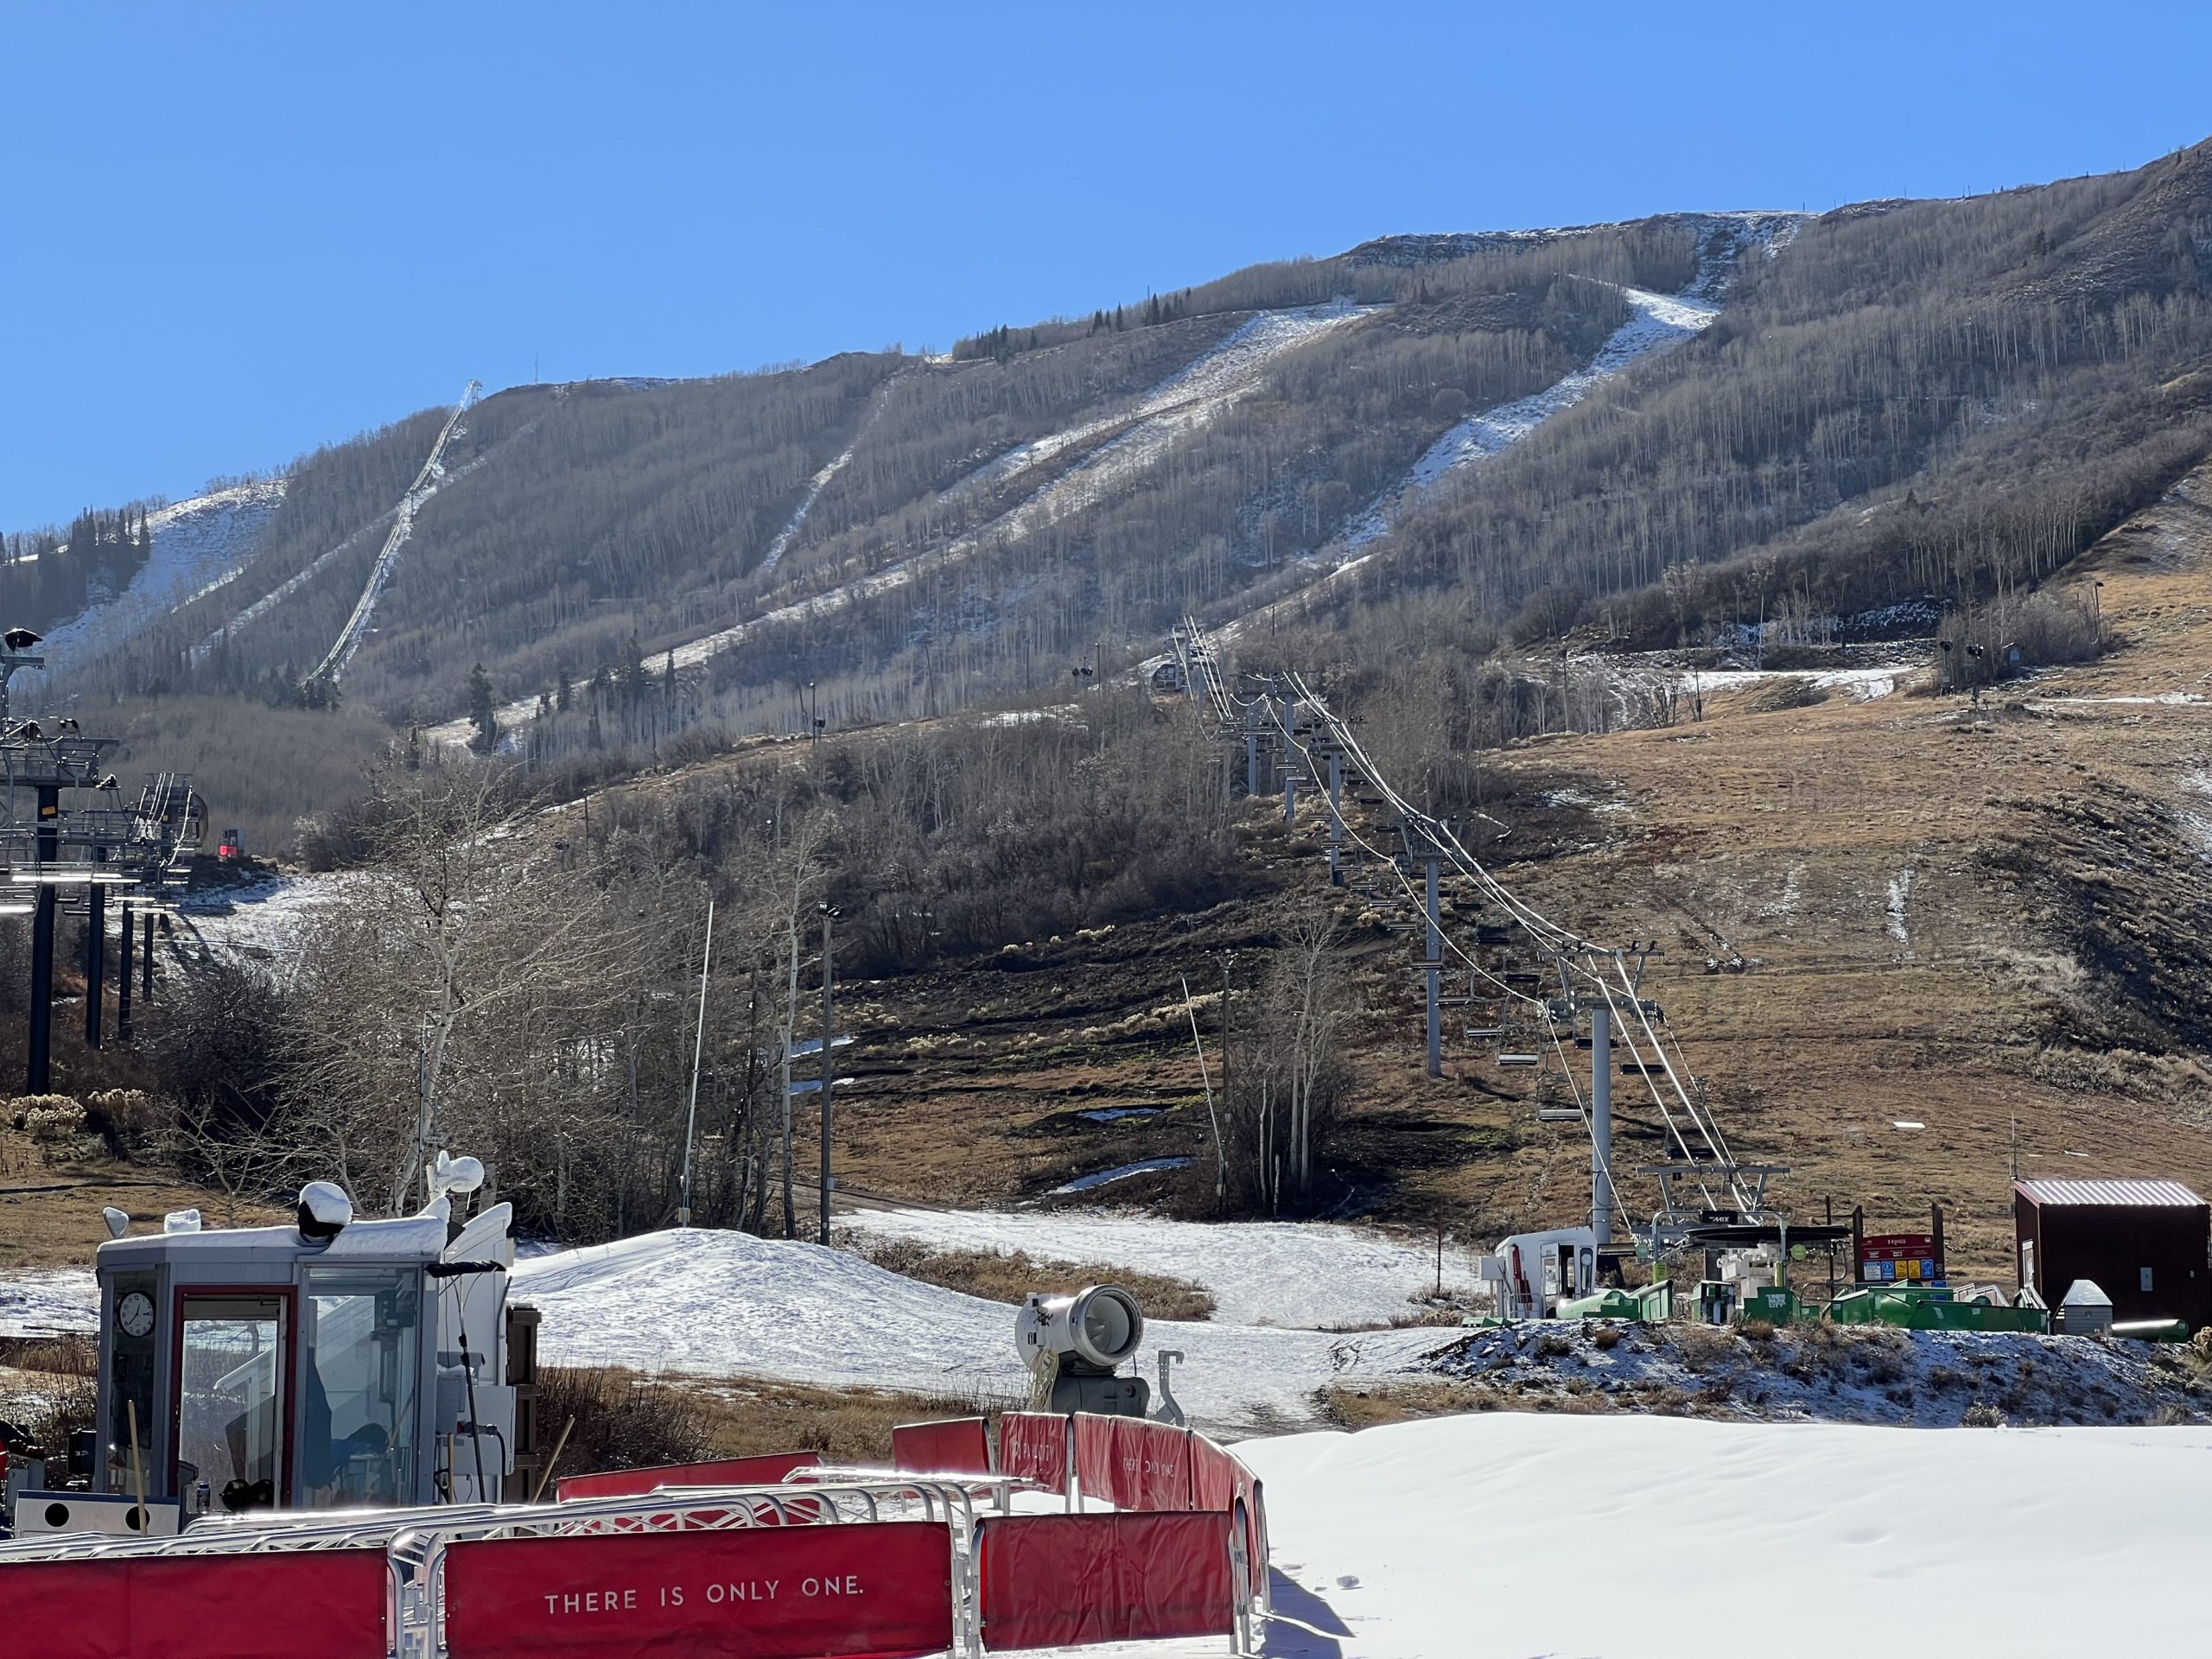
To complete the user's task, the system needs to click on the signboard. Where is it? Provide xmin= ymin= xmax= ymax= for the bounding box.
xmin=443 ymin=1521 xmax=952 ymax=1659
xmin=1858 ymin=1231 xmax=1943 ymax=1286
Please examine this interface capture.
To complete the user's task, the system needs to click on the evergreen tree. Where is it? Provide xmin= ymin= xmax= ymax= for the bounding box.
xmin=467 ymin=661 xmax=498 ymax=753
xmin=556 ymin=669 xmax=572 ymax=713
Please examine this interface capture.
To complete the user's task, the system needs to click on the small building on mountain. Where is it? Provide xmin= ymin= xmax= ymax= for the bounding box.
xmin=2012 ymin=1179 xmax=2211 ymax=1330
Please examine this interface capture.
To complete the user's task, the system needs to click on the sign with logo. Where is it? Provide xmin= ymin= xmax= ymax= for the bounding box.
xmin=443 ymin=1520 xmax=952 ymax=1659
xmin=1859 ymin=1231 xmax=1943 ymax=1286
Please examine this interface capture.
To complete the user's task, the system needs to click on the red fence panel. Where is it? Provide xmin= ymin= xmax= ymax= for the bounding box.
xmin=997 ymin=1413 xmax=1069 ymax=1495
xmin=1190 ymin=1433 xmax=1237 ymax=1512
xmin=1072 ymin=1413 xmax=1120 ymax=1506
xmin=556 ymin=1451 xmax=822 ymax=1503
xmin=891 ymin=1416 xmax=992 ymax=1476
xmin=0 ymin=1549 xmax=388 ymax=1659
xmin=977 ymin=1512 xmax=1234 ymax=1650
xmin=443 ymin=1520 xmax=952 ymax=1659
xmin=1122 ymin=1421 xmax=1192 ymax=1511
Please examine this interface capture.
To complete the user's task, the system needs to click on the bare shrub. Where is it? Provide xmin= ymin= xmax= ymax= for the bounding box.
xmin=836 ymin=1235 xmax=1215 ymax=1320
xmin=532 ymin=1367 xmax=717 ymax=1477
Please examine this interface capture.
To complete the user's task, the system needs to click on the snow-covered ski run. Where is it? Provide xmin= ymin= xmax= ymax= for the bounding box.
xmin=16 ymin=480 xmax=285 ymax=687
xmin=302 ymin=378 xmax=480 ymax=683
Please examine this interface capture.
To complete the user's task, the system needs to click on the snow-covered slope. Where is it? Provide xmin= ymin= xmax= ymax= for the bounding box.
xmin=838 ymin=1205 xmax=1478 ymax=1328
xmin=512 ymin=1227 xmax=1446 ymax=1428
xmin=1243 ymin=1414 xmax=2212 ymax=1657
xmin=21 ymin=481 xmax=283 ymax=678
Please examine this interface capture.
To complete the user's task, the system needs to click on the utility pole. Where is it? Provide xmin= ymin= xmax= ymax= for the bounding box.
xmin=140 ymin=910 xmax=154 ymax=1000
xmin=25 ymin=784 xmax=58 ymax=1093
xmin=817 ymin=902 xmax=839 ymax=1245
xmin=677 ymin=898 xmax=714 ymax=1227
xmin=116 ymin=898 xmax=132 ymax=1040
xmin=1282 ymin=691 xmax=1299 ymax=825
xmin=84 ymin=849 xmax=106 ymax=1048
xmin=1244 ymin=702 xmax=1259 ymax=797
xmin=1591 ymin=999 xmax=1613 ymax=1243
xmin=1422 ymin=843 xmax=1442 ymax=1079
xmin=1221 ymin=953 xmax=1234 ymax=1127
xmin=1326 ymin=749 xmax=1344 ymax=885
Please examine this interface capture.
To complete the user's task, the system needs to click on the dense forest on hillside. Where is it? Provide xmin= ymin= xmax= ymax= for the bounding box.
xmin=16 ymin=143 xmax=2212 ymax=855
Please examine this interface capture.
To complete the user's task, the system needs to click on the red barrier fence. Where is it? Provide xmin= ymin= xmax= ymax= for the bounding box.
xmin=996 ymin=1412 xmax=1070 ymax=1496
xmin=555 ymin=1451 xmax=822 ymax=1503
xmin=891 ymin=1417 xmax=993 ymax=1477
xmin=1069 ymin=1416 xmax=1195 ymax=1511
xmin=0 ymin=1548 xmax=389 ymax=1659
xmin=442 ymin=1520 xmax=954 ymax=1659
xmin=1191 ymin=1433 xmax=1237 ymax=1512
xmin=977 ymin=1511 xmax=1236 ymax=1650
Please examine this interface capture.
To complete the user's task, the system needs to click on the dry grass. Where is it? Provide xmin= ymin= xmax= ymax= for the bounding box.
xmin=0 ymin=1128 xmax=286 ymax=1272
xmin=836 ymin=1234 xmax=1216 ymax=1320
xmin=0 ymin=1335 xmax=99 ymax=1457
xmin=535 ymin=1365 xmax=1001 ymax=1482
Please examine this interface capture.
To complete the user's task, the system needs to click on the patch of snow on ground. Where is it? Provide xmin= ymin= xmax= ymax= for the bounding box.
xmin=2183 ymin=771 xmax=2212 ymax=861
xmin=0 ymin=1269 xmax=101 ymax=1338
xmin=1887 ymin=867 xmax=1914 ymax=945
xmin=1242 ymin=1413 xmax=2212 ymax=1658
xmin=512 ymin=1228 xmax=1448 ymax=1429
xmin=837 ymin=1206 xmax=1483 ymax=1328
xmin=1047 ymin=1157 xmax=1192 ymax=1195
xmin=180 ymin=871 xmax=364 ymax=977
xmin=1682 ymin=664 xmax=1910 ymax=700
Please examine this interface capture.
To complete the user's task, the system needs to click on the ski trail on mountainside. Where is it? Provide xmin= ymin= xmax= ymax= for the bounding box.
xmin=1205 ymin=213 xmax=1808 ymax=648
xmin=1335 ymin=215 xmax=1800 ymax=560
xmin=189 ymin=400 xmax=548 ymax=666
xmin=432 ymin=301 xmax=1378 ymax=747
xmin=20 ymin=481 xmax=286 ymax=683
xmin=756 ymin=374 xmax=906 ymax=577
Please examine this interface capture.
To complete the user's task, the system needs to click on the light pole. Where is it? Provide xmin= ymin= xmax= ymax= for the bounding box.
xmin=817 ymin=900 xmax=842 ymax=1244
xmin=677 ymin=897 xmax=715 ymax=1227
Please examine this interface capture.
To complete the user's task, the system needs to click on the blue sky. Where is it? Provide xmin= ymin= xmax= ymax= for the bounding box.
xmin=5 ymin=2 xmax=2209 ymax=529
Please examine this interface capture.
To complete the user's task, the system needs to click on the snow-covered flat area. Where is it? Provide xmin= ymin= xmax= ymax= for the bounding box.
xmin=838 ymin=1205 xmax=1480 ymax=1329
xmin=1684 ymin=663 xmax=1916 ymax=700
xmin=0 ymin=1268 xmax=101 ymax=1338
xmin=178 ymin=870 xmax=360 ymax=974
xmin=513 ymin=1228 xmax=1449 ymax=1430
xmin=1240 ymin=1413 xmax=2212 ymax=1657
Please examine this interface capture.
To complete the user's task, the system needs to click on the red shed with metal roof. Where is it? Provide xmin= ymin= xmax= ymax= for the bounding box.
xmin=2013 ymin=1179 xmax=2211 ymax=1329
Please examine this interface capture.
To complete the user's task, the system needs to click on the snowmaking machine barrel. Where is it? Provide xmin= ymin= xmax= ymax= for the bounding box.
xmin=1015 ymin=1284 xmax=1152 ymax=1416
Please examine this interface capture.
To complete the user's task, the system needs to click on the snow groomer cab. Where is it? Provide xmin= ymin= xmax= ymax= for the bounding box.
xmin=17 ymin=1158 xmax=525 ymax=1537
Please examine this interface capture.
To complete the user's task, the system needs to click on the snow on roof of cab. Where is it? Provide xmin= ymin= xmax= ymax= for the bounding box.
xmin=2015 ymin=1179 xmax=2205 ymax=1208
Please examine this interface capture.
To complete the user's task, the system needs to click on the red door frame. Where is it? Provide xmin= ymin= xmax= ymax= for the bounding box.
xmin=167 ymin=1284 xmax=300 ymax=1508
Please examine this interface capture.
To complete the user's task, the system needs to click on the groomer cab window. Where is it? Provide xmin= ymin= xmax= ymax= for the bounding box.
xmin=175 ymin=1293 xmax=290 ymax=1513
xmin=302 ymin=1266 xmax=423 ymax=1507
